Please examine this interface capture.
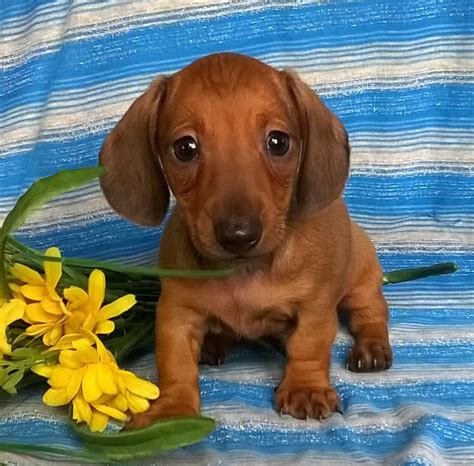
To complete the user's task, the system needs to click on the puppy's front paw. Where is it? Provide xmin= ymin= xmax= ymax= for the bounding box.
xmin=127 ymin=398 xmax=199 ymax=429
xmin=275 ymin=384 xmax=340 ymax=420
xmin=347 ymin=338 xmax=392 ymax=372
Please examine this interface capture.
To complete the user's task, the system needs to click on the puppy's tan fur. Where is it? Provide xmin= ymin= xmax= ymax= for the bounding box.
xmin=100 ymin=53 xmax=392 ymax=426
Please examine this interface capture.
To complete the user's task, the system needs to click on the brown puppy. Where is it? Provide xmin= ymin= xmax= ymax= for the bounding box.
xmin=99 ymin=53 xmax=392 ymax=426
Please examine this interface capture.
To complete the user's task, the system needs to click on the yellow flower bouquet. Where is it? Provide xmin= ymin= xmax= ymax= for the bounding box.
xmin=0 ymin=168 xmax=220 ymax=462
xmin=0 ymin=167 xmax=457 ymax=461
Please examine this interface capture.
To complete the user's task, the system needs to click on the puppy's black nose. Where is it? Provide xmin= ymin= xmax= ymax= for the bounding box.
xmin=215 ymin=215 xmax=262 ymax=254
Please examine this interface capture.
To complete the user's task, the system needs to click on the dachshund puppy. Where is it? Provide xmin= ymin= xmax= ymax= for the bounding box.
xmin=99 ymin=53 xmax=392 ymax=426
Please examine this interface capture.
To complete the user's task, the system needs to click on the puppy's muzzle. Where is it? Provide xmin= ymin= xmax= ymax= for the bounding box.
xmin=214 ymin=215 xmax=262 ymax=254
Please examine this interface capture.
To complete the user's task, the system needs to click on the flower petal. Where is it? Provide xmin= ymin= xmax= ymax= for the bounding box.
xmin=44 ymin=247 xmax=62 ymax=290
xmin=77 ymin=345 xmax=99 ymax=365
xmin=117 ymin=373 xmax=127 ymax=394
xmin=58 ymin=299 xmax=70 ymax=316
xmin=63 ymin=316 xmax=82 ymax=335
xmin=88 ymin=270 xmax=105 ymax=311
xmin=26 ymin=303 xmax=58 ymax=323
xmin=48 ymin=366 xmax=74 ymax=389
xmin=59 ymin=350 xmax=84 ymax=369
xmin=100 ymin=294 xmax=136 ymax=320
xmin=8 ymin=283 xmax=23 ymax=300
xmin=120 ymin=371 xmax=160 ymax=400
xmin=89 ymin=410 xmax=109 ymax=432
xmin=94 ymin=320 xmax=114 ymax=335
xmin=64 ymin=287 xmax=88 ymax=309
xmin=9 ymin=263 xmax=44 ymax=285
xmin=82 ymin=312 xmax=96 ymax=333
xmin=97 ymin=363 xmax=118 ymax=396
xmin=43 ymin=325 xmax=63 ymax=346
xmin=94 ymin=336 xmax=114 ymax=365
xmin=21 ymin=285 xmax=48 ymax=301
xmin=72 ymin=398 xmax=84 ymax=423
xmin=25 ymin=322 xmax=54 ymax=336
xmin=71 ymin=336 xmax=95 ymax=350
xmin=4 ymin=299 xmax=26 ymax=325
xmin=72 ymin=390 xmax=92 ymax=425
xmin=125 ymin=391 xmax=150 ymax=414
xmin=52 ymin=334 xmax=87 ymax=351
xmin=110 ymin=394 xmax=128 ymax=412
xmin=92 ymin=403 xmax=127 ymax=422
xmin=93 ymin=393 xmax=114 ymax=405
xmin=41 ymin=298 xmax=66 ymax=316
xmin=0 ymin=341 xmax=11 ymax=357
xmin=32 ymin=364 xmax=55 ymax=378
xmin=43 ymin=388 xmax=69 ymax=406
xmin=82 ymin=364 xmax=103 ymax=403
xmin=66 ymin=367 xmax=85 ymax=401
xmin=50 ymin=336 xmax=73 ymax=351
xmin=25 ymin=303 xmax=42 ymax=322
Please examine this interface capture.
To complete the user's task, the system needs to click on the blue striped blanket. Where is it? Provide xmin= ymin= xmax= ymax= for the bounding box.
xmin=1 ymin=1 xmax=473 ymax=464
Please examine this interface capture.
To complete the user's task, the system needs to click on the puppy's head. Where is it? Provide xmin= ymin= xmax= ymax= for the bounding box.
xmin=100 ymin=53 xmax=349 ymax=261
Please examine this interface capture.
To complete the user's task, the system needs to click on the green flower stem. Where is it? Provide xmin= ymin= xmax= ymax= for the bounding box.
xmin=0 ymin=238 xmax=9 ymax=298
xmin=6 ymin=237 xmax=234 ymax=279
xmin=383 ymin=262 xmax=458 ymax=285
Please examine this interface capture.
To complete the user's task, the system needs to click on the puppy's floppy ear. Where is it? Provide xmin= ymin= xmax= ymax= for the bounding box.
xmin=283 ymin=70 xmax=350 ymax=216
xmin=99 ymin=77 xmax=170 ymax=226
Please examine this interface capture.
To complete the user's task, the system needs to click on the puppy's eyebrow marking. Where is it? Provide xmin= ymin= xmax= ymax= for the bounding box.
xmin=255 ymin=111 xmax=289 ymax=130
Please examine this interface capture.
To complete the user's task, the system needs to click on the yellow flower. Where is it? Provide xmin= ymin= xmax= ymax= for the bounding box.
xmin=0 ymin=299 xmax=26 ymax=358
xmin=33 ymin=332 xmax=159 ymax=432
xmin=10 ymin=247 xmax=64 ymax=303
xmin=7 ymin=283 xmax=25 ymax=301
xmin=10 ymin=247 xmax=69 ymax=346
xmin=62 ymin=269 xmax=136 ymax=336
xmin=10 ymin=248 xmax=135 ymax=347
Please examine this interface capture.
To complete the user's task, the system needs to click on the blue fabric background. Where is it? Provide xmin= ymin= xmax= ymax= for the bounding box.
xmin=1 ymin=1 xmax=473 ymax=464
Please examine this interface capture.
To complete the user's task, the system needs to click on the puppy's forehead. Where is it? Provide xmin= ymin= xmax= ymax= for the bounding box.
xmin=163 ymin=54 xmax=292 ymax=128
xmin=169 ymin=54 xmax=284 ymax=102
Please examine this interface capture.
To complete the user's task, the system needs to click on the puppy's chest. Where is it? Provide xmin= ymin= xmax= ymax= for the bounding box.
xmin=195 ymin=273 xmax=307 ymax=338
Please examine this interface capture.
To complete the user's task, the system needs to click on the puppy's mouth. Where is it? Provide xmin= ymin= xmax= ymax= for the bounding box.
xmin=231 ymin=252 xmax=263 ymax=263
xmin=191 ymin=238 xmax=270 ymax=266
xmin=202 ymin=248 xmax=264 ymax=263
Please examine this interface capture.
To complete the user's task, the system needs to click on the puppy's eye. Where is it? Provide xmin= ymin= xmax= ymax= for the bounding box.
xmin=173 ymin=136 xmax=199 ymax=162
xmin=266 ymin=131 xmax=290 ymax=156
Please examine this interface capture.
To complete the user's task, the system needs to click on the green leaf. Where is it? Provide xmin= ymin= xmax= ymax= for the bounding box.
xmin=383 ymin=262 xmax=458 ymax=285
xmin=70 ymin=416 xmax=216 ymax=462
xmin=2 ymin=369 xmax=25 ymax=395
xmin=0 ymin=369 xmax=9 ymax=386
xmin=0 ymin=167 xmax=104 ymax=300
xmin=0 ymin=417 xmax=215 ymax=463
xmin=9 ymin=347 xmax=40 ymax=360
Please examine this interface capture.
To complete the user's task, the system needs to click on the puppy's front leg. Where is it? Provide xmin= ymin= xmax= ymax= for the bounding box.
xmin=129 ymin=294 xmax=206 ymax=428
xmin=275 ymin=301 xmax=339 ymax=420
